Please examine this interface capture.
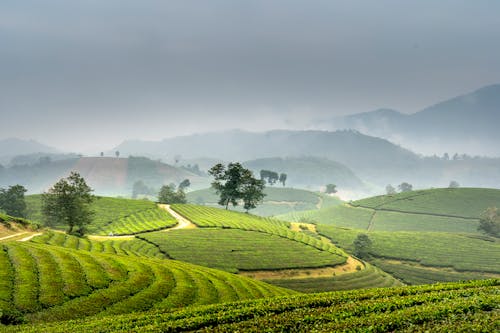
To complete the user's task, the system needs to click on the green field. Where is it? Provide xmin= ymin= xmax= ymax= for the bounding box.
xmin=187 ymin=187 xmax=341 ymax=216
xmin=7 ymin=279 xmax=499 ymax=332
xmin=140 ymin=229 xmax=345 ymax=273
xmin=25 ymin=196 xmax=176 ymax=235
xmin=0 ymin=240 xmax=294 ymax=325
xmin=317 ymin=224 xmax=500 ymax=283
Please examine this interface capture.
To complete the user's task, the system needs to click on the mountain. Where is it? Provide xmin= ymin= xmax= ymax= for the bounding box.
xmin=323 ymin=84 xmax=500 ymax=156
xmin=0 ymin=138 xmax=59 ymax=165
xmin=114 ymin=129 xmax=420 ymax=186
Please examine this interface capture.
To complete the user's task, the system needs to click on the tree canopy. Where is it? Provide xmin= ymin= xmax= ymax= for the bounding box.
xmin=209 ymin=163 xmax=265 ymax=211
xmin=478 ymin=207 xmax=500 ymax=238
xmin=158 ymin=184 xmax=187 ymax=204
xmin=0 ymin=185 xmax=27 ymax=218
xmin=42 ymin=172 xmax=94 ymax=236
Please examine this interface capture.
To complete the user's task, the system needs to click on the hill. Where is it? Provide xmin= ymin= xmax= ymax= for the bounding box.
xmin=0 ymin=156 xmax=207 ymax=196
xmin=186 ymin=187 xmax=341 ymax=216
xmin=8 ymin=279 xmax=499 ymax=332
xmin=243 ymin=156 xmax=365 ymax=190
xmin=324 ymin=84 xmax=500 ymax=156
xmin=0 ymin=139 xmax=58 ymax=166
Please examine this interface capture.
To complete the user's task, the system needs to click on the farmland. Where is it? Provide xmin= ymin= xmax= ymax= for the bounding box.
xmin=5 ymin=279 xmax=498 ymax=332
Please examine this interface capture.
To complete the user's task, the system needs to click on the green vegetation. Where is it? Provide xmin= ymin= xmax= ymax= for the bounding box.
xmin=7 ymin=279 xmax=499 ymax=332
xmin=0 ymin=185 xmax=27 ymax=218
xmin=140 ymin=229 xmax=344 ymax=273
xmin=171 ymin=204 xmax=347 ymax=258
xmin=0 ymin=240 xmax=294 ymax=324
xmin=317 ymin=225 xmax=500 ymax=284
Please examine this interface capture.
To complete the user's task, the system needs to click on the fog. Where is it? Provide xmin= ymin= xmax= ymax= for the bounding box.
xmin=1 ymin=1 xmax=499 ymax=152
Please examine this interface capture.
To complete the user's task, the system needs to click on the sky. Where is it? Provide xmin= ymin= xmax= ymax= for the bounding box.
xmin=1 ymin=0 xmax=499 ymax=153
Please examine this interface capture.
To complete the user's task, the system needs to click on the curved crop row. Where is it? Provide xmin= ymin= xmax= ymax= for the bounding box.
xmin=0 ymin=242 xmax=295 ymax=324
xmin=7 ymin=279 xmax=499 ymax=332
xmin=95 ymin=208 xmax=177 ymax=236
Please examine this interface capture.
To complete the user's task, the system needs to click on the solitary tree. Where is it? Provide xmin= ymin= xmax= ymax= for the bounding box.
xmin=209 ymin=162 xmax=265 ymax=211
xmin=178 ymin=179 xmax=191 ymax=191
xmin=42 ymin=172 xmax=94 ymax=236
xmin=325 ymin=184 xmax=337 ymax=194
xmin=279 ymin=173 xmax=287 ymax=187
xmin=100 ymin=152 xmax=104 ymax=157
xmin=449 ymin=180 xmax=460 ymax=188
xmin=478 ymin=207 xmax=500 ymax=238
xmin=115 ymin=151 xmax=120 ymax=158
xmin=398 ymin=182 xmax=413 ymax=192
xmin=385 ymin=184 xmax=396 ymax=195
xmin=0 ymin=185 xmax=28 ymax=218
xmin=353 ymin=233 xmax=372 ymax=258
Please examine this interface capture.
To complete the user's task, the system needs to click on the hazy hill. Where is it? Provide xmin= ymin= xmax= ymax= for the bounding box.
xmin=243 ymin=156 xmax=365 ymax=190
xmin=0 ymin=156 xmax=207 ymax=195
xmin=0 ymin=138 xmax=58 ymax=165
xmin=325 ymin=84 xmax=500 ymax=156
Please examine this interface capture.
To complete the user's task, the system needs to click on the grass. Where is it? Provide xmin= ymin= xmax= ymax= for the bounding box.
xmin=317 ymin=224 xmax=500 ymax=283
xmin=0 ymin=241 xmax=295 ymax=324
xmin=6 ymin=279 xmax=499 ymax=332
xmin=140 ymin=229 xmax=345 ymax=273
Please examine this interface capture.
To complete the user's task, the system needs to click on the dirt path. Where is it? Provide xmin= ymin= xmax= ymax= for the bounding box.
xmin=159 ymin=204 xmax=197 ymax=230
xmin=0 ymin=232 xmax=28 ymax=241
xmin=18 ymin=233 xmax=43 ymax=242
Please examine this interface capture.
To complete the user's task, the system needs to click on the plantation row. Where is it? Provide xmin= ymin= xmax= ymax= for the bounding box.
xmin=140 ymin=229 xmax=346 ymax=273
xmin=0 ymin=241 xmax=294 ymax=324
xmin=265 ymin=262 xmax=403 ymax=293
xmin=9 ymin=279 xmax=499 ymax=332
xmin=171 ymin=204 xmax=348 ymax=258
xmin=31 ymin=232 xmax=166 ymax=259
xmin=94 ymin=208 xmax=177 ymax=236
xmin=318 ymin=225 xmax=500 ymax=281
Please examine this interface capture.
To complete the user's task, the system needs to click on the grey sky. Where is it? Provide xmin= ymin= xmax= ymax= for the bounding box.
xmin=1 ymin=0 xmax=499 ymax=152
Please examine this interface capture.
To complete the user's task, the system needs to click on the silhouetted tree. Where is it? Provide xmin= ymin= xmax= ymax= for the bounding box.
xmin=0 ymin=185 xmax=28 ymax=218
xmin=100 ymin=152 xmax=104 ymax=157
xmin=449 ymin=181 xmax=460 ymax=188
xmin=279 ymin=173 xmax=287 ymax=187
xmin=115 ymin=151 xmax=120 ymax=158
xmin=178 ymin=179 xmax=191 ymax=190
xmin=398 ymin=182 xmax=413 ymax=192
xmin=325 ymin=184 xmax=337 ymax=194
xmin=386 ymin=184 xmax=396 ymax=195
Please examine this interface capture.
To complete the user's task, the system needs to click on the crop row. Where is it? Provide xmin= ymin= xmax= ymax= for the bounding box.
xmin=31 ymin=231 xmax=166 ymax=259
xmin=171 ymin=204 xmax=347 ymax=258
xmin=8 ymin=279 xmax=499 ymax=332
xmin=0 ymin=242 xmax=294 ymax=324
xmin=95 ymin=208 xmax=177 ymax=236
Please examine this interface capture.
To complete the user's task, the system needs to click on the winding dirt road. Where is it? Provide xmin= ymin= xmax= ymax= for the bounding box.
xmin=159 ymin=204 xmax=197 ymax=231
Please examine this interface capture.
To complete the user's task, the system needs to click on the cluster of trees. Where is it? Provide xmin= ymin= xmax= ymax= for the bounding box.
xmin=210 ymin=163 xmax=265 ymax=212
xmin=157 ymin=179 xmax=190 ymax=204
xmin=0 ymin=185 xmax=27 ymax=217
xmin=385 ymin=182 xmax=413 ymax=194
xmin=478 ymin=207 xmax=500 ymax=238
xmin=259 ymin=170 xmax=287 ymax=186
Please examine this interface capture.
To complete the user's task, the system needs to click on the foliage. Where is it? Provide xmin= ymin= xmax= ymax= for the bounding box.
xmin=279 ymin=173 xmax=287 ymax=186
xmin=209 ymin=163 xmax=265 ymax=211
xmin=398 ymin=182 xmax=413 ymax=192
xmin=131 ymin=180 xmax=156 ymax=199
xmin=478 ymin=207 xmax=500 ymax=237
xmin=178 ymin=178 xmax=191 ymax=190
xmin=353 ymin=233 xmax=372 ymax=258
xmin=448 ymin=180 xmax=460 ymax=188
xmin=259 ymin=169 xmax=279 ymax=185
xmin=0 ymin=185 xmax=27 ymax=218
xmin=325 ymin=184 xmax=337 ymax=194
xmin=385 ymin=184 xmax=396 ymax=195
xmin=157 ymin=184 xmax=186 ymax=204
xmin=41 ymin=172 xmax=94 ymax=236
xmin=8 ymin=280 xmax=499 ymax=332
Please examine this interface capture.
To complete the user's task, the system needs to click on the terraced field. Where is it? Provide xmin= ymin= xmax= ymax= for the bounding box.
xmin=0 ymin=240 xmax=295 ymax=324
xmin=140 ymin=229 xmax=345 ymax=273
xmin=7 ymin=279 xmax=498 ymax=332
xmin=171 ymin=204 xmax=347 ymax=257
xmin=318 ymin=225 xmax=500 ymax=284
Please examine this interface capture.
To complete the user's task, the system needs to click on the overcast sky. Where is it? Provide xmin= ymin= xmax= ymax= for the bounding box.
xmin=1 ymin=0 xmax=499 ymax=152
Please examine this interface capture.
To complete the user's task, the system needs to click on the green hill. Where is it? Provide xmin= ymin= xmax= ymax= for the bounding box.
xmin=0 ymin=240 xmax=294 ymax=325
xmin=7 ymin=279 xmax=499 ymax=332
xmin=187 ymin=187 xmax=341 ymax=217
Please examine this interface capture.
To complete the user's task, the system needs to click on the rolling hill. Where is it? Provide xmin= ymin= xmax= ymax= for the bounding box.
xmin=0 ymin=139 xmax=58 ymax=166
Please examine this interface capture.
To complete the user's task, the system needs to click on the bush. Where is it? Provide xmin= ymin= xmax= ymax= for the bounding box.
xmin=0 ymin=308 xmax=26 ymax=325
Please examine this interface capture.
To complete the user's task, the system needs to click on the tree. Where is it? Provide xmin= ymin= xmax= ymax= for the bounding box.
xmin=259 ymin=170 xmax=279 ymax=185
xmin=353 ymin=233 xmax=372 ymax=258
xmin=0 ymin=185 xmax=28 ymax=218
xmin=385 ymin=184 xmax=396 ymax=195
xmin=115 ymin=151 xmax=120 ymax=158
xmin=325 ymin=184 xmax=337 ymax=194
xmin=42 ymin=172 xmax=94 ymax=236
xmin=100 ymin=152 xmax=104 ymax=157
xmin=209 ymin=163 xmax=265 ymax=211
xmin=478 ymin=207 xmax=500 ymax=238
xmin=449 ymin=180 xmax=460 ymax=188
xmin=279 ymin=173 xmax=287 ymax=187
xmin=178 ymin=179 xmax=191 ymax=191
xmin=158 ymin=184 xmax=186 ymax=204
xmin=132 ymin=180 xmax=155 ymax=199
xmin=398 ymin=182 xmax=413 ymax=192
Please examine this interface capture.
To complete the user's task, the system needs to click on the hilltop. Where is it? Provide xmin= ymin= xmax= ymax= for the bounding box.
xmin=0 ymin=139 xmax=58 ymax=165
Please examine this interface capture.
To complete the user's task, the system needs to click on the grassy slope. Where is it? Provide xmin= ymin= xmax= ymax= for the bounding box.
xmin=0 ymin=240 xmax=295 ymax=324
xmin=25 ymin=195 xmax=176 ymax=235
xmin=8 ymin=279 xmax=499 ymax=333
xmin=186 ymin=187 xmax=341 ymax=217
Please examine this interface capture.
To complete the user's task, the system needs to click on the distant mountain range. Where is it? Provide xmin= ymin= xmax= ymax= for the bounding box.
xmin=0 ymin=138 xmax=58 ymax=165
xmin=321 ymin=84 xmax=500 ymax=156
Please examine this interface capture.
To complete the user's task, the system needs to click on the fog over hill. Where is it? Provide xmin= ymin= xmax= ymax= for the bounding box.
xmin=0 ymin=138 xmax=58 ymax=165
xmin=322 ymin=84 xmax=500 ymax=156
